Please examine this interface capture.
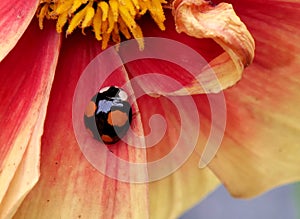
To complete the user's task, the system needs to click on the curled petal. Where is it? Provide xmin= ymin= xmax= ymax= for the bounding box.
xmin=0 ymin=0 xmax=39 ymax=61
xmin=172 ymin=0 xmax=255 ymax=94
xmin=0 ymin=20 xmax=61 ymax=217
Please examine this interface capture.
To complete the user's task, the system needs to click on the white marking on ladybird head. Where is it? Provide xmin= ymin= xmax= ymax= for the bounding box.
xmin=118 ymin=89 xmax=128 ymax=101
xmin=99 ymin=86 xmax=110 ymax=93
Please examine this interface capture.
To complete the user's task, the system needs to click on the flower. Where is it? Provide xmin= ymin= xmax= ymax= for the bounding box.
xmin=0 ymin=0 xmax=300 ymax=218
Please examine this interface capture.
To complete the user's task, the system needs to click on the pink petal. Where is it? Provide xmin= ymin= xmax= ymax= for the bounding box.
xmin=138 ymin=11 xmax=224 ymax=62
xmin=14 ymin=31 xmax=149 ymax=218
xmin=0 ymin=0 xmax=39 ymax=61
xmin=0 ymin=19 xmax=61 ymax=217
xmin=15 ymin=29 xmax=220 ymax=218
xmin=121 ymin=3 xmax=255 ymax=96
xmin=119 ymin=11 xmax=225 ymax=95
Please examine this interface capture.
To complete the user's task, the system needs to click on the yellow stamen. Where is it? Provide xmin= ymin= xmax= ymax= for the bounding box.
xmin=82 ymin=4 xmax=95 ymax=28
xmin=93 ymin=7 xmax=102 ymax=40
xmin=98 ymin=2 xmax=109 ymax=21
xmin=107 ymin=8 xmax=115 ymax=33
xmin=56 ymin=11 xmax=68 ymax=33
xmin=112 ymin=23 xmax=121 ymax=43
xmin=100 ymin=18 xmax=110 ymax=49
xmin=121 ymin=0 xmax=136 ymax=17
xmin=70 ymin=0 xmax=88 ymax=13
xmin=37 ymin=0 xmax=166 ymax=49
xmin=38 ymin=4 xmax=49 ymax=29
xmin=55 ymin=0 xmax=73 ymax=15
xmin=109 ymin=0 xmax=119 ymax=22
xmin=119 ymin=5 xmax=137 ymax=30
xmin=66 ymin=6 xmax=87 ymax=35
xmin=118 ymin=17 xmax=131 ymax=39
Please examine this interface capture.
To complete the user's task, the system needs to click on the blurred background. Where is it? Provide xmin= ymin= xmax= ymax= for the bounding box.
xmin=180 ymin=182 xmax=300 ymax=219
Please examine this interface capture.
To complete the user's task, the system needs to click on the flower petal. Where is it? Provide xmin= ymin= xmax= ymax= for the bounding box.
xmin=138 ymin=11 xmax=223 ymax=63
xmin=136 ymin=94 xmax=220 ymax=218
xmin=0 ymin=94 xmax=51 ymax=218
xmin=0 ymin=0 xmax=39 ymax=61
xmin=119 ymin=11 xmax=225 ymax=96
xmin=172 ymin=0 xmax=255 ymax=94
xmin=0 ymin=20 xmax=61 ymax=217
xmin=204 ymin=1 xmax=300 ymax=197
xmin=120 ymin=3 xmax=254 ymax=96
xmin=14 ymin=30 xmax=220 ymax=218
xmin=149 ymin=154 xmax=219 ymax=218
xmin=14 ymin=32 xmax=149 ymax=218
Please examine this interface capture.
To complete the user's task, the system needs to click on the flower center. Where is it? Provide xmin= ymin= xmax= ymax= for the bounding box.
xmin=37 ymin=0 xmax=166 ymax=49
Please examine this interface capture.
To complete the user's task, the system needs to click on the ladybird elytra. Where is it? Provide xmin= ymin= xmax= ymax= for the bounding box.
xmin=84 ymin=86 xmax=132 ymax=144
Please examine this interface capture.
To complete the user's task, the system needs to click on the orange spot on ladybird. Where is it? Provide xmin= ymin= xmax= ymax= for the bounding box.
xmin=107 ymin=110 xmax=128 ymax=127
xmin=85 ymin=101 xmax=96 ymax=117
xmin=101 ymin=135 xmax=113 ymax=143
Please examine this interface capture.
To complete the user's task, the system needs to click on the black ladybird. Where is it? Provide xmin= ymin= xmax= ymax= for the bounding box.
xmin=84 ymin=86 xmax=132 ymax=144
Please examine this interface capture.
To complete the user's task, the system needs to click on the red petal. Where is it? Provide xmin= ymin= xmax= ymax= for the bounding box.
xmin=121 ymin=5 xmax=255 ymax=95
xmin=14 ymin=31 xmax=149 ymax=218
xmin=15 ymin=28 xmax=220 ymax=218
xmin=0 ymin=0 xmax=39 ymax=61
xmin=120 ymin=10 xmax=226 ymax=95
xmin=0 ymin=19 xmax=61 ymax=217
xmin=139 ymin=11 xmax=223 ymax=62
